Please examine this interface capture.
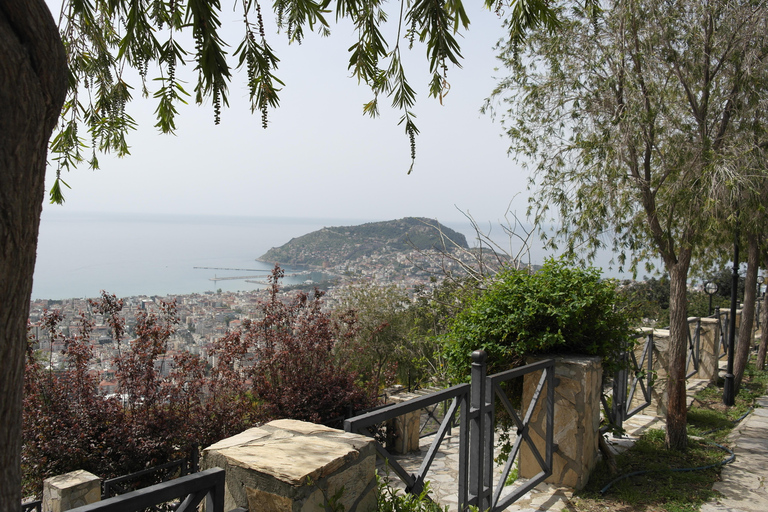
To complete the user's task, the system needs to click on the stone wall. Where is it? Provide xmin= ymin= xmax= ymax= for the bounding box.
xmin=697 ymin=318 xmax=721 ymax=383
xmin=519 ymin=355 xmax=602 ymax=490
xmin=202 ymin=419 xmax=377 ymax=512
xmin=42 ymin=470 xmax=101 ymax=512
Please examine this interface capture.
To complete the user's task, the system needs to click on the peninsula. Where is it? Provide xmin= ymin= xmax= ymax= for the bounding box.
xmin=259 ymin=217 xmax=469 ymax=269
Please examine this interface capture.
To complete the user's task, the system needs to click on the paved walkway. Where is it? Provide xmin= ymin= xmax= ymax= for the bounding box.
xmin=382 ymin=387 xmax=768 ymax=512
xmin=700 ymin=396 xmax=768 ymax=512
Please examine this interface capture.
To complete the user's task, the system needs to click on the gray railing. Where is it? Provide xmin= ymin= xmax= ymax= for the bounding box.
xmin=473 ymin=355 xmax=555 ymax=512
xmin=69 ymin=468 xmax=225 ymax=512
xmin=686 ymin=318 xmax=701 ymax=379
xmin=344 ymin=350 xmax=555 ymax=512
xmin=20 ymin=501 xmax=41 ymax=512
xmin=418 ymin=396 xmax=453 ymax=438
xmin=345 ymin=382 xmax=470 ymax=498
xmin=603 ymin=316 xmax=713 ymax=433
xmin=102 ymin=447 xmax=198 ymax=499
xmin=717 ymin=307 xmax=731 ymax=360
xmin=601 ymin=332 xmax=654 ymax=433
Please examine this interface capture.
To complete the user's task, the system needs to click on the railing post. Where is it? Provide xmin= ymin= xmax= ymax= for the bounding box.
xmin=611 ymin=352 xmax=628 ymax=432
xmin=469 ymin=350 xmax=489 ymax=511
xmin=545 ymin=361 xmax=555 ymax=479
xmin=483 ymin=368 xmax=494 ymax=510
xmin=458 ymin=390 xmax=469 ymax=511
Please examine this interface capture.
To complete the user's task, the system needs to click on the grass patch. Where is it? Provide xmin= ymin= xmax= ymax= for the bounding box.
xmin=575 ymin=430 xmax=724 ymax=512
xmin=568 ymin=361 xmax=768 ymax=512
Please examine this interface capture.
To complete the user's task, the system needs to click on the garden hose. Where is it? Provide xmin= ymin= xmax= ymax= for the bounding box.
xmin=599 ymin=442 xmax=735 ymax=494
xmin=598 ymin=406 xmax=754 ymax=494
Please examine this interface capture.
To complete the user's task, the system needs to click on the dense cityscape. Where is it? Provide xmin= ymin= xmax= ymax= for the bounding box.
xmin=27 ymin=240 xmax=492 ymax=389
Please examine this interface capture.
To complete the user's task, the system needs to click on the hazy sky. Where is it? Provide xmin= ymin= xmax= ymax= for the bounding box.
xmin=43 ymin=2 xmax=532 ymax=227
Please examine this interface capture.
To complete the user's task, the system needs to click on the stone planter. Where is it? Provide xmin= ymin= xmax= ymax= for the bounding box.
xmin=384 ymin=392 xmax=421 ymax=454
xmin=202 ymin=419 xmax=376 ymax=512
xmin=519 ymin=355 xmax=602 ymax=490
xmin=42 ymin=470 xmax=101 ymax=512
xmin=697 ymin=317 xmax=721 ymax=383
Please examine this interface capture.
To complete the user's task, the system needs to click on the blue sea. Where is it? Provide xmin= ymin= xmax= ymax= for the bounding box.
xmin=32 ymin=211 xmax=632 ymax=300
xmin=32 ymin=211 xmax=371 ymax=300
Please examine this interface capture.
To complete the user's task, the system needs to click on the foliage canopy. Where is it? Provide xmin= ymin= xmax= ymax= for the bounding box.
xmin=485 ymin=0 xmax=768 ymax=451
xmin=50 ymin=0 xmax=562 ymax=200
xmin=444 ymin=258 xmax=636 ymax=381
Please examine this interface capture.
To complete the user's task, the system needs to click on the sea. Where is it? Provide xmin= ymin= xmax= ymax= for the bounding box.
xmin=32 ymin=211 xmax=632 ymax=301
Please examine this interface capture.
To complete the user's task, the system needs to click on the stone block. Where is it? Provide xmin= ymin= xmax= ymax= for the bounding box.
xmin=202 ymin=419 xmax=376 ymax=512
xmin=519 ymin=355 xmax=602 ymax=490
xmin=385 ymin=392 xmax=421 ymax=454
xmin=42 ymin=470 xmax=101 ymax=512
xmin=697 ymin=318 xmax=720 ymax=383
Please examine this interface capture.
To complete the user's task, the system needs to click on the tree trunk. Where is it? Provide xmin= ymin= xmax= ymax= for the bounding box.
xmin=0 ymin=1 xmax=67 ymax=508
xmin=757 ymin=267 xmax=768 ymax=371
xmin=665 ymin=260 xmax=691 ymax=451
xmin=734 ymin=234 xmax=759 ymax=391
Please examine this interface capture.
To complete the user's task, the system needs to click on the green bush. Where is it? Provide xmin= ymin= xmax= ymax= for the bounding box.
xmin=376 ymin=472 xmax=447 ymax=512
xmin=443 ymin=258 xmax=636 ymax=381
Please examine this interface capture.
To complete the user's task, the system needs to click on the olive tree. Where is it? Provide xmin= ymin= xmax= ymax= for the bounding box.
xmin=487 ymin=0 xmax=768 ymax=450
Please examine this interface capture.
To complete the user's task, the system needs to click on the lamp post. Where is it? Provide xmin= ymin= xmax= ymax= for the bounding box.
xmin=724 ymin=228 xmax=740 ymax=406
xmin=757 ymin=276 xmax=765 ymax=330
xmin=704 ymin=281 xmax=719 ymax=317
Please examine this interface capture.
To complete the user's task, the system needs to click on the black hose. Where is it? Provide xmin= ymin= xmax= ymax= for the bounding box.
xmin=700 ymin=407 xmax=753 ymax=436
xmin=600 ymin=401 xmax=758 ymax=494
xmin=599 ymin=442 xmax=735 ymax=494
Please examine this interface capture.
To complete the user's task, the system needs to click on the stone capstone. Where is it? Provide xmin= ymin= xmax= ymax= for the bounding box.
xmin=202 ymin=419 xmax=376 ymax=512
xmin=42 ymin=470 xmax=101 ymax=512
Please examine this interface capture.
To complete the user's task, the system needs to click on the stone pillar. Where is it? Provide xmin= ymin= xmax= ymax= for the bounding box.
xmin=385 ymin=392 xmax=421 ymax=454
xmin=42 ymin=470 xmax=101 ymax=512
xmin=202 ymin=419 xmax=376 ymax=512
xmin=519 ymin=355 xmax=602 ymax=490
xmin=697 ymin=318 xmax=720 ymax=383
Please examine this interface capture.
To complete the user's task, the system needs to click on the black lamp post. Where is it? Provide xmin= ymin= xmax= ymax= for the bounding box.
xmin=704 ymin=281 xmax=719 ymax=317
xmin=724 ymin=227 xmax=740 ymax=406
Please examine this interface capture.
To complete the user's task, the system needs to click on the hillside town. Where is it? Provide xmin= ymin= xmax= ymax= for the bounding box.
xmin=27 ymin=240 xmax=506 ymax=389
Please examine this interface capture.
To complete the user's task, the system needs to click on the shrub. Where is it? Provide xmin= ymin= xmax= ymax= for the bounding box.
xmin=22 ymin=267 xmax=376 ymax=496
xmin=443 ymin=258 xmax=636 ymax=382
xmin=245 ymin=267 xmax=377 ymax=423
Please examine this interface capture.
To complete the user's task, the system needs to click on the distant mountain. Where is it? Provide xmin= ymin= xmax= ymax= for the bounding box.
xmin=258 ymin=217 xmax=469 ymax=268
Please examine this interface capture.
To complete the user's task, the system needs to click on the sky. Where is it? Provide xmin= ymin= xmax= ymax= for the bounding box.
xmin=42 ymin=2 xmax=533 ymax=228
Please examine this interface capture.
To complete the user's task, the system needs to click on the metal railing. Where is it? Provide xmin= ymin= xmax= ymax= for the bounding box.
xmin=602 ymin=332 xmax=654 ymax=433
xmin=717 ymin=307 xmax=731 ymax=360
xmin=20 ymin=501 xmax=41 ymax=512
xmin=345 ymin=383 xmax=470 ymax=498
xmin=603 ymin=315 xmax=713 ymax=433
xmin=345 ymin=350 xmax=555 ymax=512
xmin=69 ymin=468 xmax=225 ymax=512
xmin=102 ymin=447 xmax=199 ymax=499
xmin=475 ymin=356 xmax=555 ymax=512
xmin=686 ymin=318 xmax=701 ymax=379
